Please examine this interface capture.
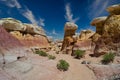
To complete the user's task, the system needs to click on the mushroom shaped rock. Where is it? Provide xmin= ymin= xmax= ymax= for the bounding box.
xmin=91 ymin=17 xmax=107 ymax=35
xmin=107 ymin=4 xmax=120 ymax=15
xmin=61 ymin=22 xmax=78 ymax=51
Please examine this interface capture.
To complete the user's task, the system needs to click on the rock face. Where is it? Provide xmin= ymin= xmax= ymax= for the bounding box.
xmin=0 ymin=18 xmax=49 ymax=48
xmin=0 ymin=26 xmax=26 ymax=65
xmin=87 ymin=64 xmax=120 ymax=80
xmin=61 ymin=22 xmax=78 ymax=54
xmin=91 ymin=4 xmax=120 ymax=56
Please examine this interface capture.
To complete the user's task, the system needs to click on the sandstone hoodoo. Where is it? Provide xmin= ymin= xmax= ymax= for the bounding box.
xmin=61 ymin=22 xmax=78 ymax=54
xmin=0 ymin=18 xmax=50 ymax=48
xmin=91 ymin=4 xmax=120 ymax=57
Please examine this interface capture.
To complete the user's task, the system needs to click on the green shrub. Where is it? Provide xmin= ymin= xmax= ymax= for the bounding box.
xmin=48 ymin=55 xmax=56 ymax=60
xmin=102 ymin=52 xmax=115 ymax=64
xmin=74 ymin=50 xmax=85 ymax=59
xmin=57 ymin=59 xmax=69 ymax=71
xmin=35 ymin=50 xmax=48 ymax=57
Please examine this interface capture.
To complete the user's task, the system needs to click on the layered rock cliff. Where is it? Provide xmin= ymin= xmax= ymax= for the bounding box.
xmin=0 ymin=18 xmax=49 ymax=48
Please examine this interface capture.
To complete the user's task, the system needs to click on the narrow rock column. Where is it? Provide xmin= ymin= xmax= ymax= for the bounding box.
xmin=61 ymin=22 xmax=78 ymax=54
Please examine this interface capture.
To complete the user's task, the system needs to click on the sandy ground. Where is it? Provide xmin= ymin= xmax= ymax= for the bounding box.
xmin=0 ymin=50 xmax=104 ymax=80
xmin=47 ymin=50 xmax=99 ymax=80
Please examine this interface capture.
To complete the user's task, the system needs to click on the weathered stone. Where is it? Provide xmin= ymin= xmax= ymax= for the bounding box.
xmin=0 ymin=18 xmax=26 ymax=31
xmin=61 ymin=22 xmax=78 ymax=51
xmin=87 ymin=64 xmax=120 ymax=80
xmin=24 ymin=23 xmax=46 ymax=36
xmin=91 ymin=17 xmax=107 ymax=35
xmin=79 ymin=30 xmax=95 ymax=40
xmin=107 ymin=4 xmax=120 ymax=15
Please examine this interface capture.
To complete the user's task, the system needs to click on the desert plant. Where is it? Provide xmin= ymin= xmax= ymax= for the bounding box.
xmin=35 ymin=50 xmax=48 ymax=57
xmin=74 ymin=50 xmax=85 ymax=59
xmin=57 ymin=59 xmax=69 ymax=71
xmin=102 ymin=52 xmax=115 ymax=64
xmin=48 ymin=55 xmax=56 ymax=60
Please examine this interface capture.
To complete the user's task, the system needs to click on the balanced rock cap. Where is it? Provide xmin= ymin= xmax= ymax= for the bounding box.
xmin=64 ymin=22 xmax=78 ymax=31
xmin=91 ymin=17 xmax=107 ymax=26
xmin=107 ymin=4 xmax=120 ymax=14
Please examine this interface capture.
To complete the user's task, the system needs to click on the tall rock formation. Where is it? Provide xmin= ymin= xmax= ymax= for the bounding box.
xmin=0 ymin=18 xmax=49 ymax=48
xmin=61 ymin=22 xmax=78 ymax=54
xmin=91 ymin=4 xmax=120 ymax=56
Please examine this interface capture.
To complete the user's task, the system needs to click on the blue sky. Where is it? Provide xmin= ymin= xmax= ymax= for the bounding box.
xmin=0 ymin=0 xmax=120 ymax=39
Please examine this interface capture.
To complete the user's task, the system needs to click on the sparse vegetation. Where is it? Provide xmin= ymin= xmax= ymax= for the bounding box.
xmin=48 ymin=55 xmax=56 ymax=60
xmin=35 ymin=50 xmax=48 ymax=57
xmin=102 ymin=52 xmax=115 ymax=64
xmin=74 ymin=50 xmax=85 ymax=59
xmin=57 ymin=59 xmax=69 ymax=71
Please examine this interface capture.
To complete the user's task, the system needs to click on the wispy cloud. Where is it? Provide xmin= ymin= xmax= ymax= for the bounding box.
xmin=65 ymin=3 xmax=79 ymax=23
xmin=52 ymin=29 xmax=57 ymax=35
xmin=1 ymin=0 xmax=45 ymax=27
xmin=22 ymin=8 xmax=38 ymax=25
xmin=39 ymin=18 xmax=45 ymax=26
xmin=1 ymin=0 xmax=21 ymax=8
xmin=88 ymin=0 xmax=109 ymax=19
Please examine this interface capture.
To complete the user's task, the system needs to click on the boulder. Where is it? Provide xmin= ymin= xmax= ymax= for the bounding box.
xmin=0 ymin=18 xmax=26 ymax=31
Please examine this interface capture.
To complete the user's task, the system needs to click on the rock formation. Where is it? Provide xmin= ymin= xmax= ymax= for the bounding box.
xmin=61 ymin=22 xmax=78 ymax=54
xmin=0 ymin=26 xmax=26 ymax=65
xmin=0 ymin=18 xmax=49 ymax=48
xmin=91 ymin=4 xmax=120 ymax=56
xmin=79 ymin=30 xmax=95 ymax=40
xmin=73 ymin=30 xmax=95 ymax=51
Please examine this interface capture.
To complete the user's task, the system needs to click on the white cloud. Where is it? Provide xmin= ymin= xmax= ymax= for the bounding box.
xmin=1 ymin=0 xmax=21 ymax=8
xmin=65 ymin=3 xmax=79 ymax=23
xmin=21 ymin=8 xmax=45 ymax=27
xmin=52 ymin=29 xmax=57 ymax=35
xmin=39 ymin=18 xmax=45 ymax=26
xmin=22 ymin=8 xmax=37 ymax=25
xmin=89 ymin=0 xmax=109 ymax=19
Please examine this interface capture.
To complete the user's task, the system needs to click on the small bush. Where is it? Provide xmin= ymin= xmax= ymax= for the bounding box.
xmin=102 ymin=52 xmax=115 ymax=64
xmin=35 ymin=50 xmax=48 ymax=57
xmin=74 ymin=50 xmax=85 ymax=59
xmin=57 ymin=59 xmax=69 ymax=71
xmin=48 ymin=55 xmax=56 ymax=60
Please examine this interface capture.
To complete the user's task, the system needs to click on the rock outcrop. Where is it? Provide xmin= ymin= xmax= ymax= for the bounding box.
xmin=0 ymin=18 xmax=49 ymax=48
xmin=0 ymin=26 xmax=26 ymax=65
xmin=61 ymin=22 xmax=78 ymax=54
xmin=91 ymin=4 xmax=120 ymax=56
